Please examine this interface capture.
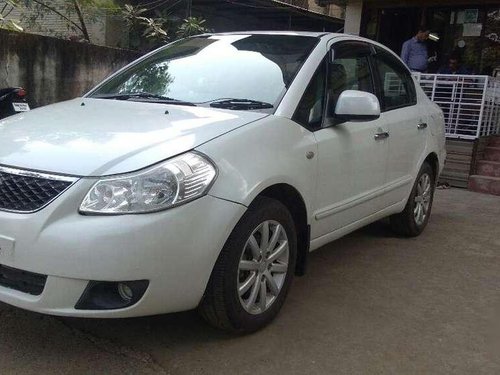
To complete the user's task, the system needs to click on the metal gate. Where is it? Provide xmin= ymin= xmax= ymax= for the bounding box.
xmin=414 ymin=73 xmax=500 ymax=140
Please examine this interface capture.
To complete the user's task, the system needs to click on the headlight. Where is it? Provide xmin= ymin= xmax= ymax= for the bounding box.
xmin=80 ymin=152 xmax=217 ymax=214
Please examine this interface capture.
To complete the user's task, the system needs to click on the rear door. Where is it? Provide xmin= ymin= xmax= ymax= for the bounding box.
xmin=371 ymin=47 xmax=426 ymax=205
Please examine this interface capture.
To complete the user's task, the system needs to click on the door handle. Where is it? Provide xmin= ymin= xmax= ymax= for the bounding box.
xmin=374 ymin=131 xmax=390 ymax=140
xmin=417 ymin=122 xmax=428 ymax=130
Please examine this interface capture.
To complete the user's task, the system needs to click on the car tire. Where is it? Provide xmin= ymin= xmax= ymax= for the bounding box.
xmin=198 ymin=196 xmax=297 ymax=333
xmin=390 ymin=162 xmax=436 ymax=237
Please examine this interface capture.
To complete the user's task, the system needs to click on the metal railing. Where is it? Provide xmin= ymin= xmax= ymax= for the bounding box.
xmin=413 ymin=73 xmax=500 ymax=140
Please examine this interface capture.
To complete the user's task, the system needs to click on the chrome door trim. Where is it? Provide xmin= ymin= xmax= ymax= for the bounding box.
xmin=314 ymin=176 xmax=413 ymax=221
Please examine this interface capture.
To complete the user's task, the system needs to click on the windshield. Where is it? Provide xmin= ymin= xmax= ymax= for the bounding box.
xmin=88 ymin=34 xmax=319 ymax=109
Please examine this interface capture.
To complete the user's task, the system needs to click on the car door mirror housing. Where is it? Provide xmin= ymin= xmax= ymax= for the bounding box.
xmin=334 ymin=90 xmax=381 ymax=122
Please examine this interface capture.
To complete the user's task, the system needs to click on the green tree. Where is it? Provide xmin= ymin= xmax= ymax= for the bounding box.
xmin=176 ymin=16 xmax=207 ymax=39
xmin=2 ymin=0 xmax=209 ymax=49
xmin=4 ymin=0 xmax=119 ymax=43
xmin=122 ymin=2 xmax=209 ymax=50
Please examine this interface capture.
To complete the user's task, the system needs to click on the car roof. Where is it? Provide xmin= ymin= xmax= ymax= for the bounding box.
xmin=205 ymin=31 xmax=343 ymax=38
xmin=202 ymin=32 xmax=381 ymax=45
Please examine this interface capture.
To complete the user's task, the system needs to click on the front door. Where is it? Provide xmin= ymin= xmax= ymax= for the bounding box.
xmin=312 ymin=42 xmax=389 ymax=239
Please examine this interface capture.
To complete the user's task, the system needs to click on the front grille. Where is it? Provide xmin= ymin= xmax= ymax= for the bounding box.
xmin=0 ymin=166 xmax=76 ymax=213
xmin=0 ymin=264 xmax=47 ymax=295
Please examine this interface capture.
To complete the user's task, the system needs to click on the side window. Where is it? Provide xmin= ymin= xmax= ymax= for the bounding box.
xmin=373 ymin=49 xmax=417 ymax=111
xmin=326 ymin=43 xmax=375 ymax=118
xmin=292 ymin=59 xmax=326 ymax=130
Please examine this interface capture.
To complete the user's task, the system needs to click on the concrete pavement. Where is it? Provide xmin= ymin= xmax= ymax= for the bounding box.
xmin=0 ymin=188 xmax=499 ymax=374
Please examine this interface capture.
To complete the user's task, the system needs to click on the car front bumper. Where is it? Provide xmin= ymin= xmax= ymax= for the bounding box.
xmin=0 ymin=179 xmax=245 ymax=317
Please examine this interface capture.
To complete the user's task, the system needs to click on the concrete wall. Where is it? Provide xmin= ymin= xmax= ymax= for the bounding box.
xmin=0 ymin=29 xmax=140 ymax=107
xmin=276 ymin=0 xmax=345 ymax=18
xmin=2 ymin=0 xmax=129 ymax=47
xmin=4 ymin=4 xmax=108 ymax=45
xmin=304 ymin=0 xmax=345 ymax=19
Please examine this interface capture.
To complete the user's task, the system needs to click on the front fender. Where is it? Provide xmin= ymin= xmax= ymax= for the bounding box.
xmin=196 ymin=116 xmax=318 ymax=224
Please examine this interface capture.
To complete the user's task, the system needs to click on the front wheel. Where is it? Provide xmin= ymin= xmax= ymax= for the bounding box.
xmin=199 ymin=197 xmax=297 ymax=333
xmin=390 ymin=162 xmax=436 ymax=237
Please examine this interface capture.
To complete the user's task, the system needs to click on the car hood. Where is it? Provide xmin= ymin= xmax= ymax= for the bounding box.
xmin=0 ymin=98 xmax=267 ymax=176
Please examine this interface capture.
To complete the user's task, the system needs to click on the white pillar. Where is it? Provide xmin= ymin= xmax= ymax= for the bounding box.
xmin=344 ymin=0 xmax=363 ymax=35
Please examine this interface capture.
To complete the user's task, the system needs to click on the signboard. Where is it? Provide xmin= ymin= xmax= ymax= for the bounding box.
xmin=463 ymin=23 xmax=483 ymax=37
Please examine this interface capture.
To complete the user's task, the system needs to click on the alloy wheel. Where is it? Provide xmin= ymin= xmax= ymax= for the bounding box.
xmin=414 ymin=173 xmax=432 ymax=226
xmin=237 ymin=220 xmax=289 ymax=315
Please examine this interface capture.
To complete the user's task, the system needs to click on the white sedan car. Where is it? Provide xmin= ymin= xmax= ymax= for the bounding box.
xmin=0 ymin=32 xmax=445 ymax=332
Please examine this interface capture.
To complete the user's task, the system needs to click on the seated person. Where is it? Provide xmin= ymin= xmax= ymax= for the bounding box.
xmin=437 ymin=56 xmax=470 ymax=75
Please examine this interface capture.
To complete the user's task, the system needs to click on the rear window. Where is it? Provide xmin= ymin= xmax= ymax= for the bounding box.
xmin=373 ymin=48 xmax=417 ymax=111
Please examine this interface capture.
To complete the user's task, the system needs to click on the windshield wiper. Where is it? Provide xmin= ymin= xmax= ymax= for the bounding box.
xmin=93 ymin=92 xmax=196 ymax=106
xmin=209 ymin=98 xmax=274 ymax=110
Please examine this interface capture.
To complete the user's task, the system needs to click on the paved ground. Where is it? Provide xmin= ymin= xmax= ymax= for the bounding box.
xmin=0 ymin=188 xmax=499 ymax=375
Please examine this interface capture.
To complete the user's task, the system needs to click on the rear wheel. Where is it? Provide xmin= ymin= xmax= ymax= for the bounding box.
xmin=390 ymin=162 xmax=435 ymax=237
xmin=199 ymin=197 xmax=297 ymax=333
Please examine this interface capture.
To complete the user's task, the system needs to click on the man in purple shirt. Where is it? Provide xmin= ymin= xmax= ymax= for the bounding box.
xmin=401 ymin=26 xmax=431 ymax=72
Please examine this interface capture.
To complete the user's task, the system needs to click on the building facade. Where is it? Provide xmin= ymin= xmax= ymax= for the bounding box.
xmin=276 ymin=0 xmax=345 ymax=19
xmin=338 ymin=0 xmax=500 ymax=75
xmin=184 ymin=0 xmax=344 ymax=34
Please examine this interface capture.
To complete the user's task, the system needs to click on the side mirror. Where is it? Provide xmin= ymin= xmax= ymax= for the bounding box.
xmin=334 ymin=90 xmax=381 ymax=122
